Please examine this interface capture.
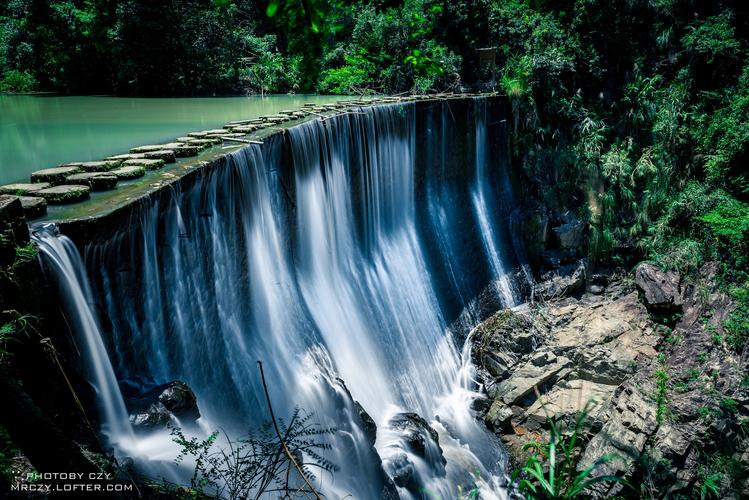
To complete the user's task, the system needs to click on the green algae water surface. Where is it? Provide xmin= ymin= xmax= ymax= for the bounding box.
xmin=0 ymin=94 xmax=349 ymax=185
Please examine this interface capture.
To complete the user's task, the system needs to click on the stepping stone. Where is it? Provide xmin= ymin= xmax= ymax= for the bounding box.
xmin=143 ymin=150 xmax=176 ymax=163
xmin=17 ymin=196 xmax=47 ymax=218
xmin=79 ymin=160 xmax=122 ymax=172
xmin=186 ymin=139 xmax=214 ymax=149
xmin=124 ymin=158 xmax=165 ymax=170
xmin=202 ymin=129 xmax=226 ymax=135
xmin=107 ymin=153 xmax=145 ymax=161
xmin=176 ymin=136 xmax=193 ymax=142
xmin=0 ymin=183 xmax=51 ymax=195
xmin=111 ymin=166 xmax=146 ymax=180
xmin=130 ymin=143 xmax=181 ymax=154
xmin=172 ymin=145 xmax=200 ymax=157
xmin=35 ymin=185 xmax=90 ymax=204
xmin=31 ymin=166 xmax=82 ymax=185
xmin=187 ymin=131 xmax=208 ymax=138
xmin=66 ymin=172 xmax=119 ymax=191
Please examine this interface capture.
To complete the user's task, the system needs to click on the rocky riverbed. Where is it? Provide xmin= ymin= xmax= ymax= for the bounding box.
xmin=472 ymin=260 xmax=749 ymax=498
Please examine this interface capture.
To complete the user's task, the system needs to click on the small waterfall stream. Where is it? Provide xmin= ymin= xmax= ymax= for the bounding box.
xmin=35 ymin=98 xmax=523 ymax=499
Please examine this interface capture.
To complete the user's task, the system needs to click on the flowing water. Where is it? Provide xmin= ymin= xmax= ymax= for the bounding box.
xmin=33 ymin=97 xmax=524 ymax=499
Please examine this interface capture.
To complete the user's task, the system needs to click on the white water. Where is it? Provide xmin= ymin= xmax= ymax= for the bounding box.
xmin=34 ymin=227 xmax=134 ymax=444
xmin=39 ymin=98 xmax=523 ymax=498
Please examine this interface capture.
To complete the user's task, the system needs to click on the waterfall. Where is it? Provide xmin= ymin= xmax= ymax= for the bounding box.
xmin=33 ymin=226 xmax=134 ymax=445
xmin=44 ymin=98 xmax=523 ymax=498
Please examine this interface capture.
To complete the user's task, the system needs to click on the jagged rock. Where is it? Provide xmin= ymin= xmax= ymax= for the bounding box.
xmin=355 ymin=401 xmax=377 ymax=446
xmin=388 ymin=413 xmax=442 ymax=462
xmin=35 ymin=185 xmax=90 ymax=204
xmin=552 ymin=220 xmax=585 ymax=250
xmin=111 ymin=166 xmax=146 ymax=180
xmin=635 ymin=263 xmax=683 ymax=312
xmin=65 ymin=172 xmax=118 ymax=191
xmin=157 ymin=381 xmax=200 ymax=421
xmin=536 ymin=260 xmax=586 ymax=299
xmin=485 ymin=400 xmax=514 ymax=432
xmin=491 ymin=349 xmax=572 ymax=405
xmin=471 ymin=309 xmax=542 ymax=382
xmin=123 ymin=378 xmax=200 ymax=431
xmin=30 ymin=166 xmax=82 ymax=185
xmin=388 ymin=453 xmax=419 ymax=491
xmin=0 ymin=183 xmax=51 ymax=195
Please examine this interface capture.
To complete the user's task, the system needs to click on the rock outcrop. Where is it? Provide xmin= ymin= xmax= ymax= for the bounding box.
xmin=473 ymin=263 xmax=749 ymax=498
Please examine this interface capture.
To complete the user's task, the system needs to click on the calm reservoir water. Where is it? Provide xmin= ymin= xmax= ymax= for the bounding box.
xmin=0 ymin=95 xmax=349 ymax=185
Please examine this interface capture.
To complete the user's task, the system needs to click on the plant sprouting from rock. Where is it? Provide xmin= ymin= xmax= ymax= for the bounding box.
xmin=513 ymin=400 xmax=629 ymax=499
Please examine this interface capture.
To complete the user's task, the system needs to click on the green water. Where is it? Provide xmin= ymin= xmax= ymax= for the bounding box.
xmin=0 ymin=94 xmax=349 ymax=185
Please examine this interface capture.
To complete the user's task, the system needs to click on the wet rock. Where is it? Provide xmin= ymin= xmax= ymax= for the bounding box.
xmin=129 ymin=144 xmax=172 ymax=153
xmin=143 ymin=150 xmax=176 ymax=163
xmin=79 ymin=160 xmax=122 ymax=172
xmin=106 ymin=153 xmax=145 ymax=161
xmin=0 ymin=183 xmax=51 ymax=195
xmin=65 ymin=172 xmax=119 ymax=191
xmin=388 ymin=413 xmax=441 ymax=460
xmin=536 ymin=260 xmax=586 ymax=299
xmin=158 ymin=381 xmax=200 ymax=421
xmin=35 ymin=185 xmax=90 ymax=204
xmin=355 ymin=401 xmax=377 ymax=446
xmin=388 ymin=453 xmax=419 ymax=492
xmin=123 ymin=378 xmax=200 ymax=431
xmin=186 ymin=138 xmax=216 ymax=148
xmin=30 ymin=166 xmax=82 ymax=185
xmin=17 ymin=196 xmax=47 ymax=219
xmin=111 ymin=166 xmax=146 ymax=180
xmin=124 ymin=158 xmax=165 ymax=170
xmin=635 ymin=263 xmax=683 ymax=312
xmin=172 ymin=145 xmax=200 ymax=157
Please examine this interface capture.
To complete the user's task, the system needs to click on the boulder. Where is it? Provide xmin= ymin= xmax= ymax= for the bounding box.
xmin=0 ymin=183 xmax=51 ymax=195
xmin=111 ymin=166 xmax=146 ymax=180
xmin=635 ymin=263 xmax=683 ymax=312
xmin=34 ymin=185 xmax=90 ymax=204
xmin=65 ymin=172 xmax=118 ymax=191
xmin=30 ymin=166 xmax=82 ymax=185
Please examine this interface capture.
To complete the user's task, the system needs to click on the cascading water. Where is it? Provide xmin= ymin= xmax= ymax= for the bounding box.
xmin=40 ymin=98 xmax=525 ymax=498
xmin=33 ymin=227 xmax=134 ymax=445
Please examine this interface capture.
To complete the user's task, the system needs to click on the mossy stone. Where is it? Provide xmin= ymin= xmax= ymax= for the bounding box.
xmin=35 ymin=185 xmax=90 ymax=204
